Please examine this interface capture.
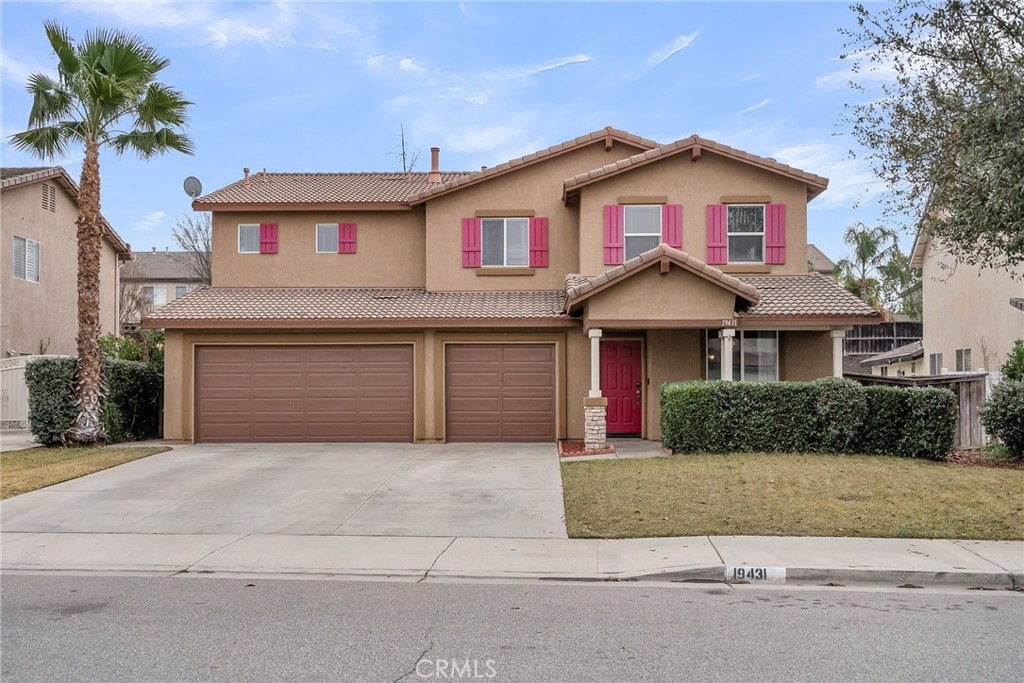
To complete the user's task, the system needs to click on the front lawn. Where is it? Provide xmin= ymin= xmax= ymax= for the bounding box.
xmin=1 ymin=446 xmax=170 ymax=499
xmin=562 ymin=453 xmax=1024 ymax=540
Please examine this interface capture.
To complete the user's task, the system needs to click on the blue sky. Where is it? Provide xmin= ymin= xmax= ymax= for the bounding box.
xmin=1 ymin=1 xmax=908 ymax=263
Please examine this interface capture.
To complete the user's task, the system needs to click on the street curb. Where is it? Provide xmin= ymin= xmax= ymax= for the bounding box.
xmin=628 ymin=565 xmax=1019 ymax=588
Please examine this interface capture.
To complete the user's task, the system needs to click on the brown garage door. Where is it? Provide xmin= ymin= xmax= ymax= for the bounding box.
xmin=446 ymin=344 xmax=556 ymax=442
xmin=195 ymin=345 xmax=413 ymax=443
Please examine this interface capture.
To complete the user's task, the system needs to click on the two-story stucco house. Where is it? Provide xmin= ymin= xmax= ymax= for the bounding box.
xmin=1 ymin=167 xmax=131 ymax=357
xmin=146 ymin=128 xmax=878 ymax=444
xmin=121 ymin=249 xmax=207 ymax=328
xmin=910 ymin=232 xmax=1024 ymax=375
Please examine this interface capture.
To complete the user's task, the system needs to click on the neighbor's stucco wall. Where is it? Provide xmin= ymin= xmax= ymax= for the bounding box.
xmin=920 ymin=239 xmax=1024 ymax=372
xmin=1 ymin=180 xmax=121 ymax=356
xmin=423 ymin=140 xmax=647 ymax=291
xmin=210 ymin=209 xmax=427 ymax=288
xmin=577 ymin=151 xmax=810 ymax=277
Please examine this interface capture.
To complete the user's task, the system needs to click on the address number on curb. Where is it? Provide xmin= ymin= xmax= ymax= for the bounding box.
xmin=726 ymin=566 xmax=786 ymax=582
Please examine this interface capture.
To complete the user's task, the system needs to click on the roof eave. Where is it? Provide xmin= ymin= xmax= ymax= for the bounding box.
xmin=192 ymin=200 xmax=414 ymax=212
xmin=144 ymin=316 xmax=578 ymax=330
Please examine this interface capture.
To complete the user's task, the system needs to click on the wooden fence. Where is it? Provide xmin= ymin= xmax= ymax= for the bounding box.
xmin=845 ymin=371 xmax=988 ymax=449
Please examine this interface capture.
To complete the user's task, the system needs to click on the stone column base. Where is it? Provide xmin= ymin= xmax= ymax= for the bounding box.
xmin=583 ymin=397 xmax=608 ymax=450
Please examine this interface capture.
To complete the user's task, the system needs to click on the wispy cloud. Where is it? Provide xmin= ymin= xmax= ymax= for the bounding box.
xmin=524 ymin=54 xmax=592 ymax=77
xmin=741 ymin=73 xmax=760 ymax=83
xmin=735 ymin=98 xmax=772 ymax=115
xmin=815 ymin=51 xmax=899 ymax=91
xmin=135 ymin=210 xmax=166 ymax=232
xmin=645 ymin=31 xmax=700 ymax=70
xmin=398 ymin=58 xmax=427 ymax=75
xmin=772 ymin=141 xmax=884 ymax=209
xmin=1 ymin=49 xmax=48 ymax=86
xmin=305 ymin=41 xmax=339 ymax=52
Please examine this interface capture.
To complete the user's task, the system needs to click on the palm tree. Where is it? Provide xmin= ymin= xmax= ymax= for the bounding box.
xmin=835 ymin=222 xmax=898 ymax=303
xmin=9 ymin=22 xmax=193 ymax=444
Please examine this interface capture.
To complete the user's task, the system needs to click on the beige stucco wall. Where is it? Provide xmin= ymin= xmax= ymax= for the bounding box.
xmin=779 ymin=330 xmax=833 ymax=381
xmin=1 ymin=181 xmax=121 ymax=356
xmin=920 ymin=239 xmax=1024 ymax=372
xmin=645 ymin=329 xmax=702 ymax=439
xmin=210 ymin=209 xmax=427 ymax=288
xmin=583 ymin=266 xmax=738 ymax=327
xmin=423 ymin=141 xmax=647 ymax=291
xmin=576 ymin=151 xmax=810 ymax=277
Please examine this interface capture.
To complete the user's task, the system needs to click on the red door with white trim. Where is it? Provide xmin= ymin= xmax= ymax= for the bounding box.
xmin=601 ymin=340 xmax=642 ymax=435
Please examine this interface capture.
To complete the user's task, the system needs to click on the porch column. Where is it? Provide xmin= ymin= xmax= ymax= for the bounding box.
xmin=830 ymin=329 xmax=846 ymax=378
xmin=720 ymin=328 xmax=736 ymax=381
xmin=588 ymin=328 xmax=603 ymax=397
xmin=585 ymin=328 xmax=608 ymax=450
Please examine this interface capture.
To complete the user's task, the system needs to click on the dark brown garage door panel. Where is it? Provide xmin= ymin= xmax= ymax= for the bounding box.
xmin=446 ymin=344 xmax=556 ymax=442
xmin=195 ymin=345 xmax=413 ymax=443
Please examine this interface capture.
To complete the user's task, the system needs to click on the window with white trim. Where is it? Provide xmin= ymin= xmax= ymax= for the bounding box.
xmin=706 ymin=330 xmax=778 ymax=381
xmin=929 ymin=353 xmax=943 ymax=375
xmin=174 ymin=284 xmax=197 ymax=298
xmin=12 ymin=236 xmax=40 ymax=283
xmin=880 ymin=366 xmax=889 ymax=377
xmin=623 ymin=205 xmax=661 ymax=260
xmin=238 ymin=224 xmax=259 ymax=253
xmin=727 ymin=204 xmax=765 ymax=263
xmin=316 ymin=224 xmax=338 ymax=253
xmin=143 ymin=285 xmax=167 ymax=306
xmin=481 ymin=217 xmax=528 ymax=266
xmin=955 ymin=348 xmax=972 ymax=372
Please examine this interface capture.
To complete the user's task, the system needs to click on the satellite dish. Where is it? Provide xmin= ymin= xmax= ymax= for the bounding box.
xmin=183 ymin=176 xmax=202 ymax=199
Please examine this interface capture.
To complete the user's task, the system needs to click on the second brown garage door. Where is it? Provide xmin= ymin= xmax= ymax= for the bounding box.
xmin=445 ymin=344 xmax=556 ymax=442
xmin=195 ymin=345 xmax=413 ymax=443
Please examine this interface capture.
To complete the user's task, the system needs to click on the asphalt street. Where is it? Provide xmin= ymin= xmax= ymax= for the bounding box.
xmin=2 ymin=574 xmax=1021 ymax=682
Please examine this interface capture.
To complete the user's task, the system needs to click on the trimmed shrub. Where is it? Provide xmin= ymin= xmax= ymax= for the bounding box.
xmin=24 ymin=356 xmax=162 ymax=446
xmin=661 ymin=379 xmax=957 ymax=460
xmin=1001 ymin=340 xmax=1024 ymax=382
xmin=980 ymin=379 xmax=1024 ymax=459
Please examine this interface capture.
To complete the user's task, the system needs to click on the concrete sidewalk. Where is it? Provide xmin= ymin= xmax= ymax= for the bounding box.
xmin=2 ymin=532 xmax=1020 ymax=588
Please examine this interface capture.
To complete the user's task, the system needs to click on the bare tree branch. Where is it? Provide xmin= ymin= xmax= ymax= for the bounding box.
xmin=170 ymin=212 xmax=212 ymax=284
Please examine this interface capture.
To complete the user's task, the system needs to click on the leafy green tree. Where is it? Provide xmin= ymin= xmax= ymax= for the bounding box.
xmin=878 ymin=249 xmax=922 ymax=319
xmin=9 ymin=22 xmax=193 ymax=444
xmin=841 ymin=0 xmax=1024 ymax=272
xmin=1002 ymin=340 xmax=1024 ymax=382
xmin=835 ymin=222 xmax=898 ymax=309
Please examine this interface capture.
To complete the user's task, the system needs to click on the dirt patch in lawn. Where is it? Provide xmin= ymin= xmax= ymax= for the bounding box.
xmin=558 ymin=439 xmax=615 ymax=457
xmin=562 ymin=453 xmax=1024 ymax=540
xmin=1 ymin=446 xmax=170 ymax=499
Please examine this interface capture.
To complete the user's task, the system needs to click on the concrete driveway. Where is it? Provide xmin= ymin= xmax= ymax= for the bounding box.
xmin=0 ymin=443 xmax=567 ymax=538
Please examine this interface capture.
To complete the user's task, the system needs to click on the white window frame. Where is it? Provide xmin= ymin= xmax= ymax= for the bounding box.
xmin=929 ymin=353 xmax=943 ymax=375
xmin=727 ymin=204 xmax=766 ymax=264
xmin=238 ymin=224 xmax=260 ymax=253
xmin=143 ymin=285 xmax=167 ymax=306
xmin=174 ymin=284 xmax=197 ymax=298
xmin=12 ymin=236 xmax=40 ymax=284
xmin=623 ymin=204 xmax=662 ymax=261
xmin=481 ymin=217 xmax=529 ymax=267
xmin=315 ymin=224 xmax=339 ymax=253
xmin=705 ymin=330 xmax=779 ymax=382
xmin=955 ymin=348 xmax=972 ymax=372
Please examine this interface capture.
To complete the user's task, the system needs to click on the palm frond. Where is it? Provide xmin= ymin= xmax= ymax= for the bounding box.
xmin=25 ymin=73 xmax=74 ymax=127
xmin=7 ymin=125 xmax=73 ymax=159
xmin=134 ymin=83 xmax=192 ymax=129
xmin=110 ymin=128 xmax=195 ymax=158
xmin=43 ymin=20 xmax=79 ymax=80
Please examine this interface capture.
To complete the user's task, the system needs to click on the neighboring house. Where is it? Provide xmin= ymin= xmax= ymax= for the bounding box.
xmin=807 ymin=243 xmax=836 ymax=276
xmin=859 ymin=340 xmax=924 ymax=377
xmin=121 ymin=249 xmax=207 ymax=328
xmin=1 ymin=167 xmax=131 ymax=356
xmin=146 ymin=128 xmax=878 ymax=444
xmin=910 ymin=232 xmax=1024 ymax=375
xmin=843 ymin=320 xmax=923 ymax=375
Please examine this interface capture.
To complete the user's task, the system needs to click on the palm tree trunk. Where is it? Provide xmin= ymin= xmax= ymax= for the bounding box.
xmin=65 ymin=139 xmax=106 ymax=445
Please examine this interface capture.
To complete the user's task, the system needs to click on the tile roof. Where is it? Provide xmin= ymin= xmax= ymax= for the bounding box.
xmin=807 ymin=244 xmax=837 ymax=274
xmin=193 ymin=171 xmax=473 ymax=207
xmin=861 ymin=341 xmax=925 ymax=367
xmin=738 ymin=274 xmax=879 ymax=319
xmin=145 ymin=287 xmax=569 ymax=326
xmin=562 ymin=134 xmax=829 ymax=200
xmin=1 ymin=166 xmax=131 ymax=255
xmin=123 ymin=251 xmax=204 ymax=281
xmin=564 ymin=244 xmax=761 ymax=306
xmin=406 ymin=127 xmax=660 ymax=204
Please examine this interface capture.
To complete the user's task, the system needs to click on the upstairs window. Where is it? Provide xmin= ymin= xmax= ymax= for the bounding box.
xmin=143 ymin=285 xmax=167 ymax=306
xmin=238 ymin=224 xmax=260 ymax=253
xmin=174 ymin=284 xmax=197 ymax=298
xmin=955 ymin=348 xmax=972 ymax=372
xmin=12 ymin=236 xmax=40 ymax=283
xmin=929 ymin=353 xmax=943 ymax=375
xmin=623 ymin=205 xmax=661 ymax=260
xmin=727 ymin=205 xmax=764 ymax=263
xmin=481 ymin=217 xmax=529 ymax=266
xmin=316 ymin=224 xmax=339 ymax=253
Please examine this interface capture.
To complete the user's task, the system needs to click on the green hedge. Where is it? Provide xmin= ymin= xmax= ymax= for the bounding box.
xmin=980 ymin=379 xmax=1024 ymax=459
xmin=24 ymin=357 xmax=162 ymax=446
xmin=661 ymin=378 xmax=957 ymax=460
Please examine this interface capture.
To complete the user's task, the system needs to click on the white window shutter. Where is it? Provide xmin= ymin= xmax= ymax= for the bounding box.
xmin=26 ymin=240 xmax=39 ymax=282
xmin=13 ymin=237 xmax=26 ymax=280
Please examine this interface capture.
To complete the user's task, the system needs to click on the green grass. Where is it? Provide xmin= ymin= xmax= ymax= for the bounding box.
xmin=1 ymin=446 xmax=170 ymax=499
xmin=562 ymin=453 xmax=1024 ymax=540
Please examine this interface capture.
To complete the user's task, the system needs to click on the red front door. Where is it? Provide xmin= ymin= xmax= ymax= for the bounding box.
xmin=601 ymin=340 xmax=642 ymax=435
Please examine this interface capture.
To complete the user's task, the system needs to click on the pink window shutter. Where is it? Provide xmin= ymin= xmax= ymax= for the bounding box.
xmin=338 ymin=222 xmax=357 ymax=254
xmin=705 ymin=205 xmax=727 ymax=264
xmin=661 ymin=204 xmax=683 ymax=249
xmin=765 ymin=204 xmax=786 ymax=264
xmin=461 ymin=218 xmax=481 ymax=268
xmin=603 ymin=205 xmax=624 ymax=265
xmin=529 ymin=217 xmax=549 ymax=267
xmin=259 ymin=223 xmax=278 ymax=254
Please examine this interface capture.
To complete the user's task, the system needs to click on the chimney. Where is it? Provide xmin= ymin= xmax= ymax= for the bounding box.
xmin=262 ymin=168 xmax=268 ymax=184
xmin=243 ymin=167 xmax=250 ymax=187
xmin=427 ymin=147 xmax=442 ymax=183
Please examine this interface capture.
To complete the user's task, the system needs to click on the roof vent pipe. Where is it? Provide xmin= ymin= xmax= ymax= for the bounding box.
xmin=428 ymin=147 xmax=442 ymax=183
xmin=243 ymin=167 xmax=250 ymax=187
